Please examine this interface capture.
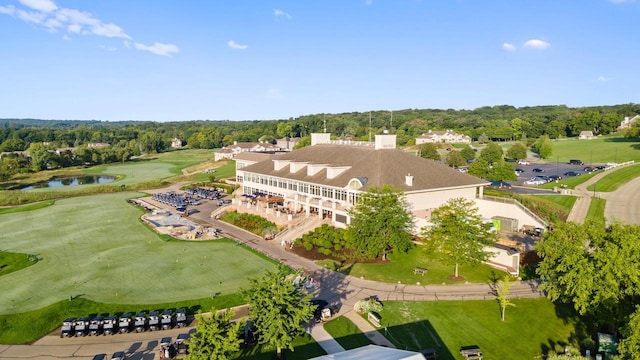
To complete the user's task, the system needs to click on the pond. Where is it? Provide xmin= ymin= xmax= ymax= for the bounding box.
xmin=20 ymin=175 xmax=117 ymax=190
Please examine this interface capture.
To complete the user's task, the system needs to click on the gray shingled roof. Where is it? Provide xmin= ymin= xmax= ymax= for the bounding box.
xmin=240 ymin=144 xmax=487 ymax=191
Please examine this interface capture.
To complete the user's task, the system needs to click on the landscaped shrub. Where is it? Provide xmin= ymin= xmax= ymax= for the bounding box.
xmin=354 ymin=298 xmax=383 ymax=314
xmin=303 ymin=241 xmax=313 ymax=251
xmin=220 ymin=211 xmax=277 ymax=236
xmin=293 ymin=224 xmax=351 ymax=258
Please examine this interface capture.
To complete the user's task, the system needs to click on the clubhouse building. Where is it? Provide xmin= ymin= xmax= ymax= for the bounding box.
xmin=236 ymin=132 xmax=488 ymax=228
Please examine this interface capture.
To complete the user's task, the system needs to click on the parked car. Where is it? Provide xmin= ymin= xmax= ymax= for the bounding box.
xmin=517 ymin=160 xmax=530 ymax=165
xmin=583 ymin=166 xmax=595 ymax=173
xmin=569 ymin=159 xmax=584 ymax=165
xmin=489 ymin=180 xmax=512 ymax=189
xmin=524 ymin=178 xmax=546 ymax=185
xmin=564 ymin=171 xmax=582 ymax=177
xmin=548 ymin=175 xmax=562 ymax=182
xmin=532 ymin=168 xmax=545 ymax=173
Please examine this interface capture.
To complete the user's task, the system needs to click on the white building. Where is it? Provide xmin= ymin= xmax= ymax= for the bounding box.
xmin=416 ymin=130 xmax=471 ymax=144
xmin=619 ymin=115 xmax=640 ymax=130
xmin=214 ymin=141 xmax=282 ymax=161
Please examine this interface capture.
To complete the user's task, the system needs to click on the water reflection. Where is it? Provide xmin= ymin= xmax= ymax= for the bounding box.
xmin=21 ymin=175 xmax=116 ymax=190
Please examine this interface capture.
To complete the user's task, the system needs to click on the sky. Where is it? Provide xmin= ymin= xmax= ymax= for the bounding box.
xmin=0 ymin=0 xmax=638 ymax=122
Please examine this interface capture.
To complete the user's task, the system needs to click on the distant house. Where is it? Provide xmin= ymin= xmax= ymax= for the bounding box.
xmin=86 ymin=142 xmax=110 ymax=149
xmin=171 ymin=138 xmax=183 ymax=148
xmin=214 ymin=141 xmax=282 ymax=161
xmin=619 ymin=115 xmax=640 ymax=130
xmin=416 ymin=130 xmax=471 ymax=144
xmin=579 ymin=131 xmax=596 ymax=140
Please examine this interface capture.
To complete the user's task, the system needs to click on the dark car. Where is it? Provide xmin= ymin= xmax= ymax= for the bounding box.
xmin=564 ymin=171 xmax=582 ymax=177
xmin=569 ymin=159 xmax=584 ymax=165
xmin=548 ymin=175 xmax=562 ymax=182
xmin=583 ymin=166 xmax=595 ymax=173
xmin=489 ymin=180 xmax=512 ymax=189
xmin=532 ymin=168 xmax=545 ymax=173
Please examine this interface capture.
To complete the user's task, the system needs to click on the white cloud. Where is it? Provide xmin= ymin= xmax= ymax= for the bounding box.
xmin=19 ymin=0 xmax=57 ymax=13
xmin=523 ymin=39 xmax=551 ymax=50
xmin=0 ymin=5 xmax=16 ymax=15
xmin=609 ymin=0 xmax=635 ymax=3
xmin=597 ymin=76 xmax=612 ymax=82
xmin=0 ymin=2 xmax=181 ymax=56
xmin=134 ymin=42 xmax=180 ymax=57
xmin=502 ymin=42 xmax=516 ymax=51
xmin=228 ymin=40 xmax=248 ymax=50
xmin=273 ymin=9 xmax=291 ymax=19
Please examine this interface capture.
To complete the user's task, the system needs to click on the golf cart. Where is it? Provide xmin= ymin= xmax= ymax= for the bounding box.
xmin=60 ymin=317 xmax=75 ymax=338
xmin=74 ymin=316 xmax=90 ymax=337
xmin=89 ymin=315 xmax=104 ymax=336
xmin=310 ymin=299 xmax=329 ymax=322
xmin=161 ymin=310 xmax=173 ymax=330
xmin=160 ymin=336 xmax=176 ymax=359
xmin=134 ymin=312 xmax=147 ymax=332
xmin=148 ymin=311 xmax=160 ymax=331
xmin=103 ymin=315 xmax=118 ymax=335
xmin=175 ymin=308 xmax=187 ymax=328
xmin=175 ymin=333 xmax=190 ymax=355
xmin=118 ymin=313 xmax=132 ymax=334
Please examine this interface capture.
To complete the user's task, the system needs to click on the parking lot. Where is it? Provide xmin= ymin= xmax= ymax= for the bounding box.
xmin=511 ymin=160 xmax=608 ymax=186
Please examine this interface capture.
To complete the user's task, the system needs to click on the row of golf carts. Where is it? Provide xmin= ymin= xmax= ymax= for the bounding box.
xmin=61 ymin=308 xmax=188 ymax=337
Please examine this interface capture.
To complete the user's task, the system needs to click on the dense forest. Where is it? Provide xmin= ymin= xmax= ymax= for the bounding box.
xmin=2 ymin=103 xmax=639 ymax=151
xmin=1 ymin=103 xmax=639 ymax=180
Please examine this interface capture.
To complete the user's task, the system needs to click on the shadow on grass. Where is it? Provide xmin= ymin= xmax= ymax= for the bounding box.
xmin=603 ymin=137 xmax=640 ymax=143
xmin=547 ymin=301 xmax=596 ymax=356
xmin=369 ymin=320 xmax=455 ymax=360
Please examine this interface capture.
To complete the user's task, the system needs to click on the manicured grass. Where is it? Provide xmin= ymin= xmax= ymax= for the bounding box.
xmin=189 ymin=160 xmax=237 ymax=182
xmin=551 ymin=135 xmax=640 ymax=164
xmin=0 ymin=200 xmax=54 ymax=214
xmin=587 ymin=164 xmax=640 ymax=192
xmin=233 ymin=333 xmax=325 ymax=360
xmin=323 ymin=316 xmax=373 ymax=350
xmin=318 ymin=246 xmax=506 ymax=285
xmin=0 ymin=192 xmax=279 ymax=314
xmin=0 ymin=251 xmax=38 ymax=277
xmin=586 ymin=198 xmax=606 ymax=223
xmin=378 ymin=299 xmax=587 ymax=360
xmin=532 ymin=195 xmax=577 ymax=212
xmin=0 ymin=294 xmax=244 ymax=344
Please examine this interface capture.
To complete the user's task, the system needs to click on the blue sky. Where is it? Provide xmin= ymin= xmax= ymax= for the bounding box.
xmin=0 ymin=0 xmax=638 ymax=122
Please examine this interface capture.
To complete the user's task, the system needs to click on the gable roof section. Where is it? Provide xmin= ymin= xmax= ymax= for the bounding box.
xmin=240 ymin=145 xmax=486 ymax=191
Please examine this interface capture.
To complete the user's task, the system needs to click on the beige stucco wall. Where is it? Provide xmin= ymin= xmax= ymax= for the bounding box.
xmin=474 ymin=199 xmax=546 ymax=229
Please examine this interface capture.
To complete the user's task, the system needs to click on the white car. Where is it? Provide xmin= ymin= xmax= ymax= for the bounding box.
xmin=524 ymin=178 xmax=545 ymax=185
xmin=517 ymin=160 xmax=530 ymax=165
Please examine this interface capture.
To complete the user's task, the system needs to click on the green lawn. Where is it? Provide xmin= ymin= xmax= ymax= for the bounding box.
xmin=378 ymin=299 xmax=587 ymax=360
xmin=0 ymin=294 xmax=243 ymax=344
xmin=532 ymin=195 xmax=577 ymax=212
xmin=550 ymin=135 xmax=640 ymax=164
xmin=586 ymin=198 xmax=606 ymax=223
xmin=324 ymin=316 xmax=373 ymax=350
xmin=318 ymin=246 xmax=506 ymax=285
xmin=0 ymin=192 xmax=278 ymax=314
xmin=0 ymin=251 xmax=38 ymax=277
xmin=587 ymin=164 xmax=640 ymax=192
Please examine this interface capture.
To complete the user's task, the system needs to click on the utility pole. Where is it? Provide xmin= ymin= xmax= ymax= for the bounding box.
xmin=369 ymin=111 xmax=372 ymax=143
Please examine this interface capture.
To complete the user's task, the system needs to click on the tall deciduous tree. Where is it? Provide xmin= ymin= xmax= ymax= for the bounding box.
xmin=423 ymin=198 xmax=497 ymax=278
xmin=488 ymin=159 xmax=518 ymax=183
xmin=460 ymin=145 xmax=476 ymax=162
xmin=347 ymin=185 xmax=414 ymax=260
xmin=185 ymin=308 xmax=242 ymax=360
xmin=619 ymin=306 xmax=640 ymax=359
xmin=536 ymin=221 xmax=640 ymax=331
xmin=479 ymin=142 xmax=503 ymax=164
xmin=445 ymin=150 xmax=466 ymax=168
xmin=419 ymin=143 xmax=441 ymax=161
xmin=506 ymin=142 xmax=528 ymax=160
xmin=242 ymin=266 xmax=316 ymax=359
xmin=534 ymin=135 xmax=553 ymax=159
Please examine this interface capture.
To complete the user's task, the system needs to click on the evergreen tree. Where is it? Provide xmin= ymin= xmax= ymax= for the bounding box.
xmin=185 ymin=308 xmax=242 ymax=360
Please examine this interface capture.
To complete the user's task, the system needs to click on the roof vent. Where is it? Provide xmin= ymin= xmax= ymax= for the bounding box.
xmin=405 ymin=173 xmax=414 ymax=187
